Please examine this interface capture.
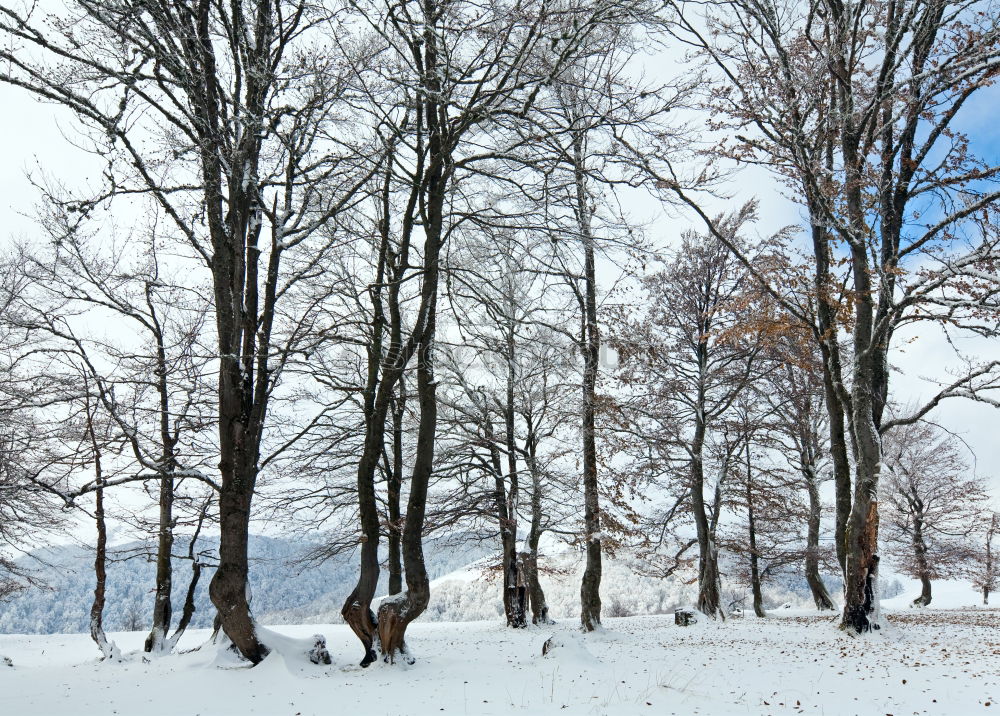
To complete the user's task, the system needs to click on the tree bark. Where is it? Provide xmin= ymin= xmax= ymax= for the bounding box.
xmin=692 ymin=398 xmax=723 ymax=618
xmin=377 ymin=306 xmax=438 ymax=662
xmin=810 ymin=222 xmax=853 ymax=577
xmin=911 ymin=511 xmax=932 ymax=607
xmin=745 ymin=443 xmax=765 ymax=618
xmin=90 ymin=477 xmax=112 ymax=659
xmin=85 ymin=402 xmax=114 ymax=660
xmin=145 ymin=347 xmax=177 ymax=653
xmin=387 ymin=386 xmax=405 ymax=596
xmin=804 ymin=469 xmax=836 ymax=611
xmin=503 ymin=322 xmax=526 ymax=628
xmin=524 ymin=430 xmax=551 ymax=625
xmin=375 ymin=19 xmax=446 ymax=656
xmin=575 ymin=132 xmax=603 ymax=633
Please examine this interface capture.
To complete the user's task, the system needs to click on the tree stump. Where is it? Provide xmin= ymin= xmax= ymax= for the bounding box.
xmin=674 ymin=609 xmax=697 ymax=626
xmin=308 ymin=634 xmax=332 ymax=665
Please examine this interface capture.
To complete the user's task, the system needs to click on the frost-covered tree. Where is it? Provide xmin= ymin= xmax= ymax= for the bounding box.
xmin=972 ymin=513 xmax=999 ymax=606
xmin=881 ymin=420 xmax=987 ymax=607
xmin=611 ymin=226 xmax=770 ymax=619
xmin=0 ymin=0 xmax=375 ymax=663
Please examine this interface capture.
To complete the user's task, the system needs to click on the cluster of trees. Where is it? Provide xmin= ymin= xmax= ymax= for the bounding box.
xmin=0 ymin=0 xmax=999 ymax=668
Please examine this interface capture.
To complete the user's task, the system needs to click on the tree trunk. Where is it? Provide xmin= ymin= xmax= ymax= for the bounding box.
xmin=387 ymin=386 xmax=405 ymax=596
xmin=911 ymin=512 xmax=932 ymax=607
xmin=692 ymin=416 xmax=723 ymax=618
xmin=831 ymin=2 xmax=885 ymax=635
xmin=210 ymin=482 xmax=266 ymax=662
xmin=575 ymin=133 xmax=602 ymax=633
xmin=377 ymin=320 xmax=438 ymax=663
xmin=375 ymin=30 xmax=446 ymax=654
xmin=804 ymin=468 xmax=836 ymax=610
xmin=745 ymin=444 xmax=765 ymax=618
xmin=86 ymin=406 xmax=114 ymax=661
xmin=169 ymin=558 xmax=202 ymax=647
xmin=810 ymin=204 xmax=853 ymax=579
xmin=342 ymin=429 xmax=383 ymax=667
xmin=144 ymin=470 xmax=174 ymax=653
xmin=145 ymin=335 xmax=178 ymax=654
xmin=502 ymin=322 xmax=525 ymax=628
xmin=525 ymin=433 xmax=551 ymax=625
xmin=90 ymin=480 xmax=113 ymax=659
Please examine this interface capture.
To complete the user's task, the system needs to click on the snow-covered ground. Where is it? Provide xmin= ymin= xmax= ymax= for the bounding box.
xmin=2 ymin=602 xmax=998 ymax=716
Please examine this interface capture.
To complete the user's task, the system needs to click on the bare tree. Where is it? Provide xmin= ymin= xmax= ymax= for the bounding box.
xmin=515 ymin=10 xmax=683 ymax=631
xmin=881 ymin=420 xmax=988 ymax=607
xmin=655 ymin=0 xmax=1000 ymax=633
xmin=335 ymin=0 xmax=642 ymax=663
xmin=761 ymin=334 xmax=838 ymax=611
xmin=611 ymin=227 xmax=769 ymax=619
xmin=13 ymin=221 xmax=216 ymax=654
xmin=972 ymin=512 xmax=999 ymax=606
xmin=1 ymin=0 xmax=376 ymax=662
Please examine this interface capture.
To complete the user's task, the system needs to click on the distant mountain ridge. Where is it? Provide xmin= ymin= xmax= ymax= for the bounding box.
xmin=0 ymin=534 xmax=492 ymax=635
xmin=2 ymin=534 xmax=887 ymax=635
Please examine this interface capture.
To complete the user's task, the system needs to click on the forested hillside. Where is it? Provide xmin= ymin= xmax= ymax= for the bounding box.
xmin=0 ymin=536 xmax=491 ymax=634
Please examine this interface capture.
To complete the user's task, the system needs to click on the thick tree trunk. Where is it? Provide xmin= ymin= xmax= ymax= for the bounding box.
xmin=210 ymin=483 xmax=266 ymax=662
xmin=810 ymin=219 xmax=853 ymax=578
xmin=911 ymin=514 xmax=932 ymax=607
xmin=692 ymin=419 xmax=723 ymax=618
xmin=839 ymin=258 xmax=884 ymax=632
xmin=377 ymin=318 xmax=437 ymax=662
xmin=831 ymin=2 xmax=888 ymax=635
xmin=804 ymin=469 xmax=836 ymax=611
xmin=915 ymin=573 xmax=932 ymax=607
xmin=342 ymin=434 xmax=383 ymax=667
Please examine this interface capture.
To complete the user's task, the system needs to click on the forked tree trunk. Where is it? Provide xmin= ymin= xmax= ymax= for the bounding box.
xmin=377 ymin=311 xmax=438 ymax=662
xmin=343 ymin=137 xmax=409 ymax=667
xmin=375 ymin=41 xmax=446 ymax=654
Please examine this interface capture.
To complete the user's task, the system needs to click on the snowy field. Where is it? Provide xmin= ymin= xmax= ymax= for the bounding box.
xmin=2 ymin=605 xmax=998 ymax=716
